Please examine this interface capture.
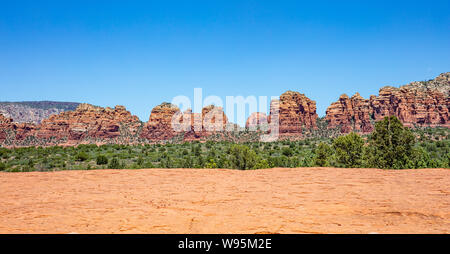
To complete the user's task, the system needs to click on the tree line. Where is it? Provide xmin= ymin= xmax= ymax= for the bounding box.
xmin=0 ymin=116 xmax=448 ymax=172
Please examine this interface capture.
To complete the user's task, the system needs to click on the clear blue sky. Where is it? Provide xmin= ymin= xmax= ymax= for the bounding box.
xmin=1 ymin=0 xmax=449 ymax=125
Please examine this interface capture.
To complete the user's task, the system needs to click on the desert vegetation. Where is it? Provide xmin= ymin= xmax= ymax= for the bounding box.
xmin=0 ymin=117 xmax=448 ymax=172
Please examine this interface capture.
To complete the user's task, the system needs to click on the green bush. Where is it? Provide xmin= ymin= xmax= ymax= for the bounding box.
xmin=229 ymin=144 xmax=258 ymax=170
xmin=332 ymin=132 xmax=364 ymax=168
xmin=75 ymin=152 xmax=89 ymax=162
xmin=96 ymin=155 xmax=108 ymax=165
xmin=0 ymin=161 xmax=6 ymax=171
xmin=27 ymin=159 xmax=35 ymax=170
xmin=314 ymin=142 xmax=332 ymax=167
xmin=205 ymin=159 xmax=218 ymax=168
xmin=282 ymin=147 xmax=293 ymax=157
xmin=108 ymin=158 xmax=121 ymax=169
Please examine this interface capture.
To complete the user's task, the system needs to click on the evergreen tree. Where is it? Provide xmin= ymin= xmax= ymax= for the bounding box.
xmin=108 ymin=157 xmax=121 ymax=169
xmin=314 ymin=142 xmax=332 ymax=167
xmin=332 ymin=132 xmax=364 ymax=168
xmin=96 ymin=155 xmax=108 ymax=165
xmin=367 ymin=116 xmax=415 ymax=169
xmin=229 ymin=144 xmax=258 ymax=170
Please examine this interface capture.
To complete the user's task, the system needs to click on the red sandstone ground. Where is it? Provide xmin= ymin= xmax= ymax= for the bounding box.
xmin=0 ymin=167 xmax=449 ymax=234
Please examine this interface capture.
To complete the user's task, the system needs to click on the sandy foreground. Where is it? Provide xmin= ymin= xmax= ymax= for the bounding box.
xmin=0 ymin=167 xmax=449 ymax=234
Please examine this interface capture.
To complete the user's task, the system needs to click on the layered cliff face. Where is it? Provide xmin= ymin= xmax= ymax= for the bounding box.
xmin=0 ymin=114 xmax=14 ymax=142
xmin=34 ymin=103 xmax=142 ymax=142
xmin=269 ymin=91 xmax=318 ymax=136
xmin=140 ymin=103 xmax=228 ymax=141
xmin=182 ymin=105 xmax=228 ymax=141
xmin=370 ymin=75 xmax=449 ymax=128
xmin=326 ymin=72 xmax=450 ymax=133
xmin=0 ymin=113 xmax=37 ymax=144
xmin=246 ymin=112 xmax=269 ymax=130
xmin=325 ymin=93 xmax=373 ymax=133
xmin=0 ymin=104 xmax=142 ymax=146
xmin=140 ymin=103 xmax=182 ymax=141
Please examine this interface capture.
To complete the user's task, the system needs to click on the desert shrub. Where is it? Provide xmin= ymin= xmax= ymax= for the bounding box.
xmin=136 ymin=157 xmax=144 ymax=166
xmin=314 ymin=142 xmax=332 ymax=167
xmin=367 ymin=116 xmax=415 ymax=169
xmin=27 ymin=159 xmax=35 ymax=170
xmin=0 ymin=148 xmax=8 ymax=159
xmin=75 ymin=151 xmax=89 ymax=162
xmin=195 ymin=156 xmax=205 ymax=168
xmin=182 ymin=156 xmax=193 ymax=168
xmin=229 ymin=144 xmax=258 ymax=170
xmin=205 ymin=159 xmax=218 ymax=168
xmin=96 ymin=155 xmax=108 ymax=165
xmin=332 ymin=132 xmax=364 ymax=168
xmin=108 ymin=157 xmax=121 ymax=169
xmin=161 ymin=156 xmax=174 ymax=168
xmin=253 ymin=158 xmax=269 ymax=169
xmin=282 ymin=147 xmax=293 ymax=157
xmin=0 ymin=161 xmax=6 ymax=171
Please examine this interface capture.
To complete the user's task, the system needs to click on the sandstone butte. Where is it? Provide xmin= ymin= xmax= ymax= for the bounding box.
xmin=273 ymin=91 xmax=318 ymax=135
xmin=140 ymin=103 xmax=229 ymax=142
xmin=325 ymin=72 xmax=450 ymax=133
xmin=245 ymin=112 xmax=269 ymax=130
xmin=0 ymin=72 xmax=449 ymax=146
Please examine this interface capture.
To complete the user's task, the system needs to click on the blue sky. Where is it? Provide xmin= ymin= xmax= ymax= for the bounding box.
xmin=1 ymin=0 xmax=449 ymax=125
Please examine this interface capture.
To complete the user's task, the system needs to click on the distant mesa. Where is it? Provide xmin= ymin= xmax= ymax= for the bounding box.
xmin=0 ymin=72 xmax=449 ymax=146
xmin=0 ymin=101 xmax=80 ymax=124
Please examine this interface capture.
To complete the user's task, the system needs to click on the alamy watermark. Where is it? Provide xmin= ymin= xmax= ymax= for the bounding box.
xmin=170 ymin=88 xmax=280 ymax=141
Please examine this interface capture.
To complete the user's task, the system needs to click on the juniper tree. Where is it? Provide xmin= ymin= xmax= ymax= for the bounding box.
xmin=367 ymin=116 xmax=415 ymax=169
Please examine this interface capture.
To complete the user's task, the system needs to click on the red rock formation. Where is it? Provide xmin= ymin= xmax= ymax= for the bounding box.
xmin=32 ymin=103 xmax=141 ymax=143
xmin=201 ymin=105 xmax=228 ymax=132
xmin=370 ymin=86 xmax=449 ymax=128
xmin=141 ymin=104 xmax=228 ymax=142
xmin=0 ymin=114 xmax=37 ymax=143
xmin=326 ymin=72 xmax=450 ymax=133
xmin=246 ymin=112 xmax=268 ymax=130
xmin=0 ymin=114 xmax=13 ymax=142
xmin=13 ymin=123 xmax=37 ymax=141
xmin=141 ymin=103 xmax=228 ymax=141
xmin=325 ymin=93 xmax=373 ymax=133
xmin=269 ymin=91 xmax=318 ymax=136
xmin=140 ymin=102 xmax=181 ymax=141
xmin=180 ymin=105 xmax=228 ymax=141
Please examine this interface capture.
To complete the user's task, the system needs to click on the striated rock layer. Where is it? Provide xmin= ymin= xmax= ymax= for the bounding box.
xmin=246 ymin=112 xmax=269 ymax=130
xmin=35 ymin=103 xmax=142 ymax=142
xmin=267 ymin=91 xmax=318 ymax=137
xmin=0 ymin=114 xmax=37 ymax=144
xmin=325 ymin=72 xmax=450 ymax=133
xmin=140 ymin=103 xmax=181 ymax=141
xmin=325 ymin=93 xmax=374 ymax=133
xmin=140 ymin=103 xmax=229 ymax=142
xmin=0 ymin=114 xmax=14 ymax=143
xmin=1 ymin=104 xmax=142 ymax=146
